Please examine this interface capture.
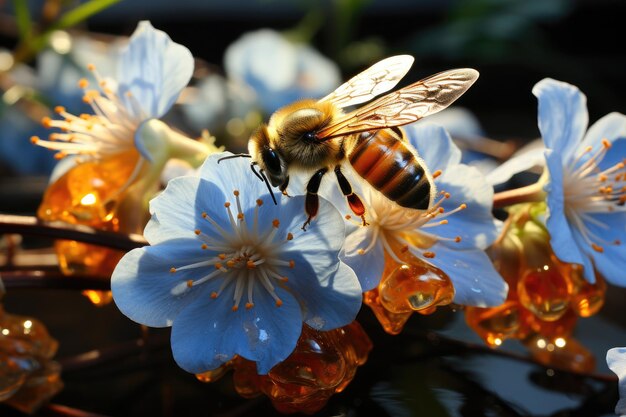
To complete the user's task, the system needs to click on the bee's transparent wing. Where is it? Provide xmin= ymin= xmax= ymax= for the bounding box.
xmin=319 ymin=55 xmax=414 ymax=109
xmin=317 ymin=68 xmax=479 ymax=139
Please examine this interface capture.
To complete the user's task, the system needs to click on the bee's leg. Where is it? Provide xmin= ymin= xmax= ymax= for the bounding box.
xmin=334 ymin=166 xmax=369 ymax=226
xmin=279 ymin=176 xmax=291 ymax=197
xmin=302 ymin=168 xmax=328 ymax=231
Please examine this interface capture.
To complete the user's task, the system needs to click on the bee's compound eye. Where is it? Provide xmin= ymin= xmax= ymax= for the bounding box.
xmin=263 ymin=147 xmax=282 ymax=176
xmin=302 ymin=132 xmax=317 ymax=142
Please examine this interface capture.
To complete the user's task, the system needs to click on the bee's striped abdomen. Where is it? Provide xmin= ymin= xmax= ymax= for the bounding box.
xmin=348 ymin=129 xmax=433 ymax=210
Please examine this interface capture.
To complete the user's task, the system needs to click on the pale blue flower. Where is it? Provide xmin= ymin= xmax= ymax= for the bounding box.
xmin=341 ymin=124 xmax=507 ymax=307
xmin=224 ymin=29 xmax=341 ymax=114
xmin=535 ymin=79 xmax=626 ymax=284
xmin=35 ymin=20 xmax=194 ymax=165
xmin=112 ymin=153 xmax=362 ymax=375
xmin=607 ymin=347 xmax=626 ymax=416
xmin=484 ymin=79 xmax=626 ymax=285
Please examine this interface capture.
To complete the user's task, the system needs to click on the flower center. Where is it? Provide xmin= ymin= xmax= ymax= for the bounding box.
xmin=31 ymin=64 xmax=142 ymax=160
xmin=169 ymin=190 xmax=296 ymax=312
xmin=353 ymin=177 xmax=465 ymax=263
xmin=562 ymin=138 xmax=625 ymax=253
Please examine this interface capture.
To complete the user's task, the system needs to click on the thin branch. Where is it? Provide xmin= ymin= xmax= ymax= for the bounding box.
xmin=1 ymin=270 xmax=110 ymax=290
xmin=0 ymin=215 xmax=147 ymax=251
xmin=43 ymin=403 xmax=112 ymax=417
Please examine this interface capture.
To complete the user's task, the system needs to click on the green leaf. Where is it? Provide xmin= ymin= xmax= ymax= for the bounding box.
xmin=12 ymin=0 xmax=33 ymax=41
xmin=50 ymin=0 xmax=121 ymax=32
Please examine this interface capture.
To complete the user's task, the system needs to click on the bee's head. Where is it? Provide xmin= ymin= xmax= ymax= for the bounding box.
xmin=249 ymin=125 xmax=288 ymax=188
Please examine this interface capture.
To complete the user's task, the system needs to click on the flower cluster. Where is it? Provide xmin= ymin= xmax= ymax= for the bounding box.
xmin=15 ymin=20 xmax=626 ymax=415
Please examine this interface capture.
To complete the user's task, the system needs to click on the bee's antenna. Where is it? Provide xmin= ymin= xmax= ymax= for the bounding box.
xmin=249 ymin=162 xmax=264 ymax=182
xmin=259 ymin=169 xmax=278 ymax=206
xmin=217 ymin=153 xmax=252 ymax=163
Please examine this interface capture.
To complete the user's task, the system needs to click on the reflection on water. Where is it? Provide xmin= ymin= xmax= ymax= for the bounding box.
xmin=0 ymin=284 xmax=622 ymax=416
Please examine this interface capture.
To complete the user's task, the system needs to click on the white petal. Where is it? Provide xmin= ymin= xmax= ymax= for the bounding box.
xmin=118 ymin=21 xmax=194 ymax=119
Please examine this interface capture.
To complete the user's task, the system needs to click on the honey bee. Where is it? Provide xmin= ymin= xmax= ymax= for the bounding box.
xmin=222 ymin=56 xmax=478 ymax=230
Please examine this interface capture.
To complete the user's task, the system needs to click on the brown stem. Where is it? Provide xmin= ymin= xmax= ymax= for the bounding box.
xmin=0 ymin=215 xmax=147 ymax=251
xmin=1 ymin=270 xmax=111 ymax=290
xmin=493 ymin=183 xmax=545 ymax=209
xmin=43 ymin=403 xmax=113 ymax=417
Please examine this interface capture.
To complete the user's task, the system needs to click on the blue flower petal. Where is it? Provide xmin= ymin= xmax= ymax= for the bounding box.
xmin=111 ymin=242 xmax=208 ymax=328
xmin=341 ymin=227 xmax=385 ymax=291
xmin=485 ymin=143 xmax=546 ymax=186
xmin=581 ymin=213 xmax=626 ymax=286
xmin=117 ymin=21 xmax=193 ymax=119
xmin=144 ymin=176 xmax=229 ymax=245
xmin=435 ymin=165 xmax=501 ymax=250
xmin=544 ymin=150 xmax=594 ymax=281
xmin=423 ymin=244 xmax=508 ymax=307
xmin=533 ymin=78 xmax=588 ymax=160
xmin=285 ymin=261 xmax=361 ymax=330
xmin=404 ymin=123 xmax=461 ymax=169
xmin=198 ymin=152 xmax=279 ymax=211
xmin=581 ymin=112 xmax=626 ymax=152
xmin=607 ymin=347 xmax=626 ymax=417
xmin=171 ymin=284 xmax=302 ymax=375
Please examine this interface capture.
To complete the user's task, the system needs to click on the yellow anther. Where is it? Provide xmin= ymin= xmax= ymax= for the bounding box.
xmin=280 ymin=276 xmax=289 ymax=282
xmin=289 ymin=260 xmax=295 ymax=269
xmin=78 ymin=78 xmax=89 ymax=88
xmin=256 ymin=199 xmax=263 ymax=206
xmin=286 ymin=233 xmax=293 ymax=241
xmin=87 ymin=63 xmax=96 ymax=71
xmin=438 ymin=207 xmax=445 ymax=214
xmin=272 ymin=219 xmax=280 ymax=228
xmin=237 ymin=213 xmax=244 ymax=220
xmin=592 ymin=243 xmax=604 ymax=253
xmin=41 ymin=117 xmax=52 ymax=128
xmin=432 ymin=169 xmax=442 ymax=179
xmin=232 ymin=305 xmax=239 ymax=312
xmin=54 ymin=152 xmax=66 ymax=160
xmin=423 ymin=251 xmax=436 ymax=259
xmin=202 ymin=212 xmax=208 ymax=218
xmin=214 ymin=262 xmax=223 ymax=270
xmin=584 ymin=146 xmax=593 ymax=153
xmin=455 ymin=236 xmax=462 ymax=243
xmin=99 ymin=80 xmax=107 ymax=87
xmin=210 ymin=292 xmax=218 ymax=299
xmin=599 ymin=174 xmax=608 ymax=182
xmin=246 ymin=260 xmax=256 ymax=269
xmin=218 ymin=253 xmax=226 ymax=260
xmin=170 ymin=267 xmax=176 ymax=273
xmin=201 ymin=244 xmax=208 ymax=250
xmin=245 ymin=303 xmax=254 ymax=310
xmin=30 ymin=136 xmax=39 ymax=144
xmin=439 ymin=219 xmax=449 ymax=225
xmin=400 ymin=245 xmax=409 ymax=253
xmin=602 ymin=138 xmax=611 ymax=149
xmin=233 ymin=190 xmax=240 ymax=196
xmin=357 ymin=249 xmax=365 ymax=255
xmin=226 ymin=260 xmax=235 ymax=268
xmin=275 ymin=299 xmax=283 ymax=307
xmin=224 ymin=202 xmax=231 ymax=208
xmin=194 ymin=229 xmax=201 ymax=235
xmin=125 ymin=91 xmax=133 ymax=97
xmin=459 ymin=203 xmax=467 ymax=210
xmin=54 ymin=106 xmax=65 ymax=114
xmin=345 ymin=215 xmax=352 ymax=220
xmin=186 ymin=280 xmax=194 ymax=288
xmin=444 ymin=192 xmax=451 ymax=199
